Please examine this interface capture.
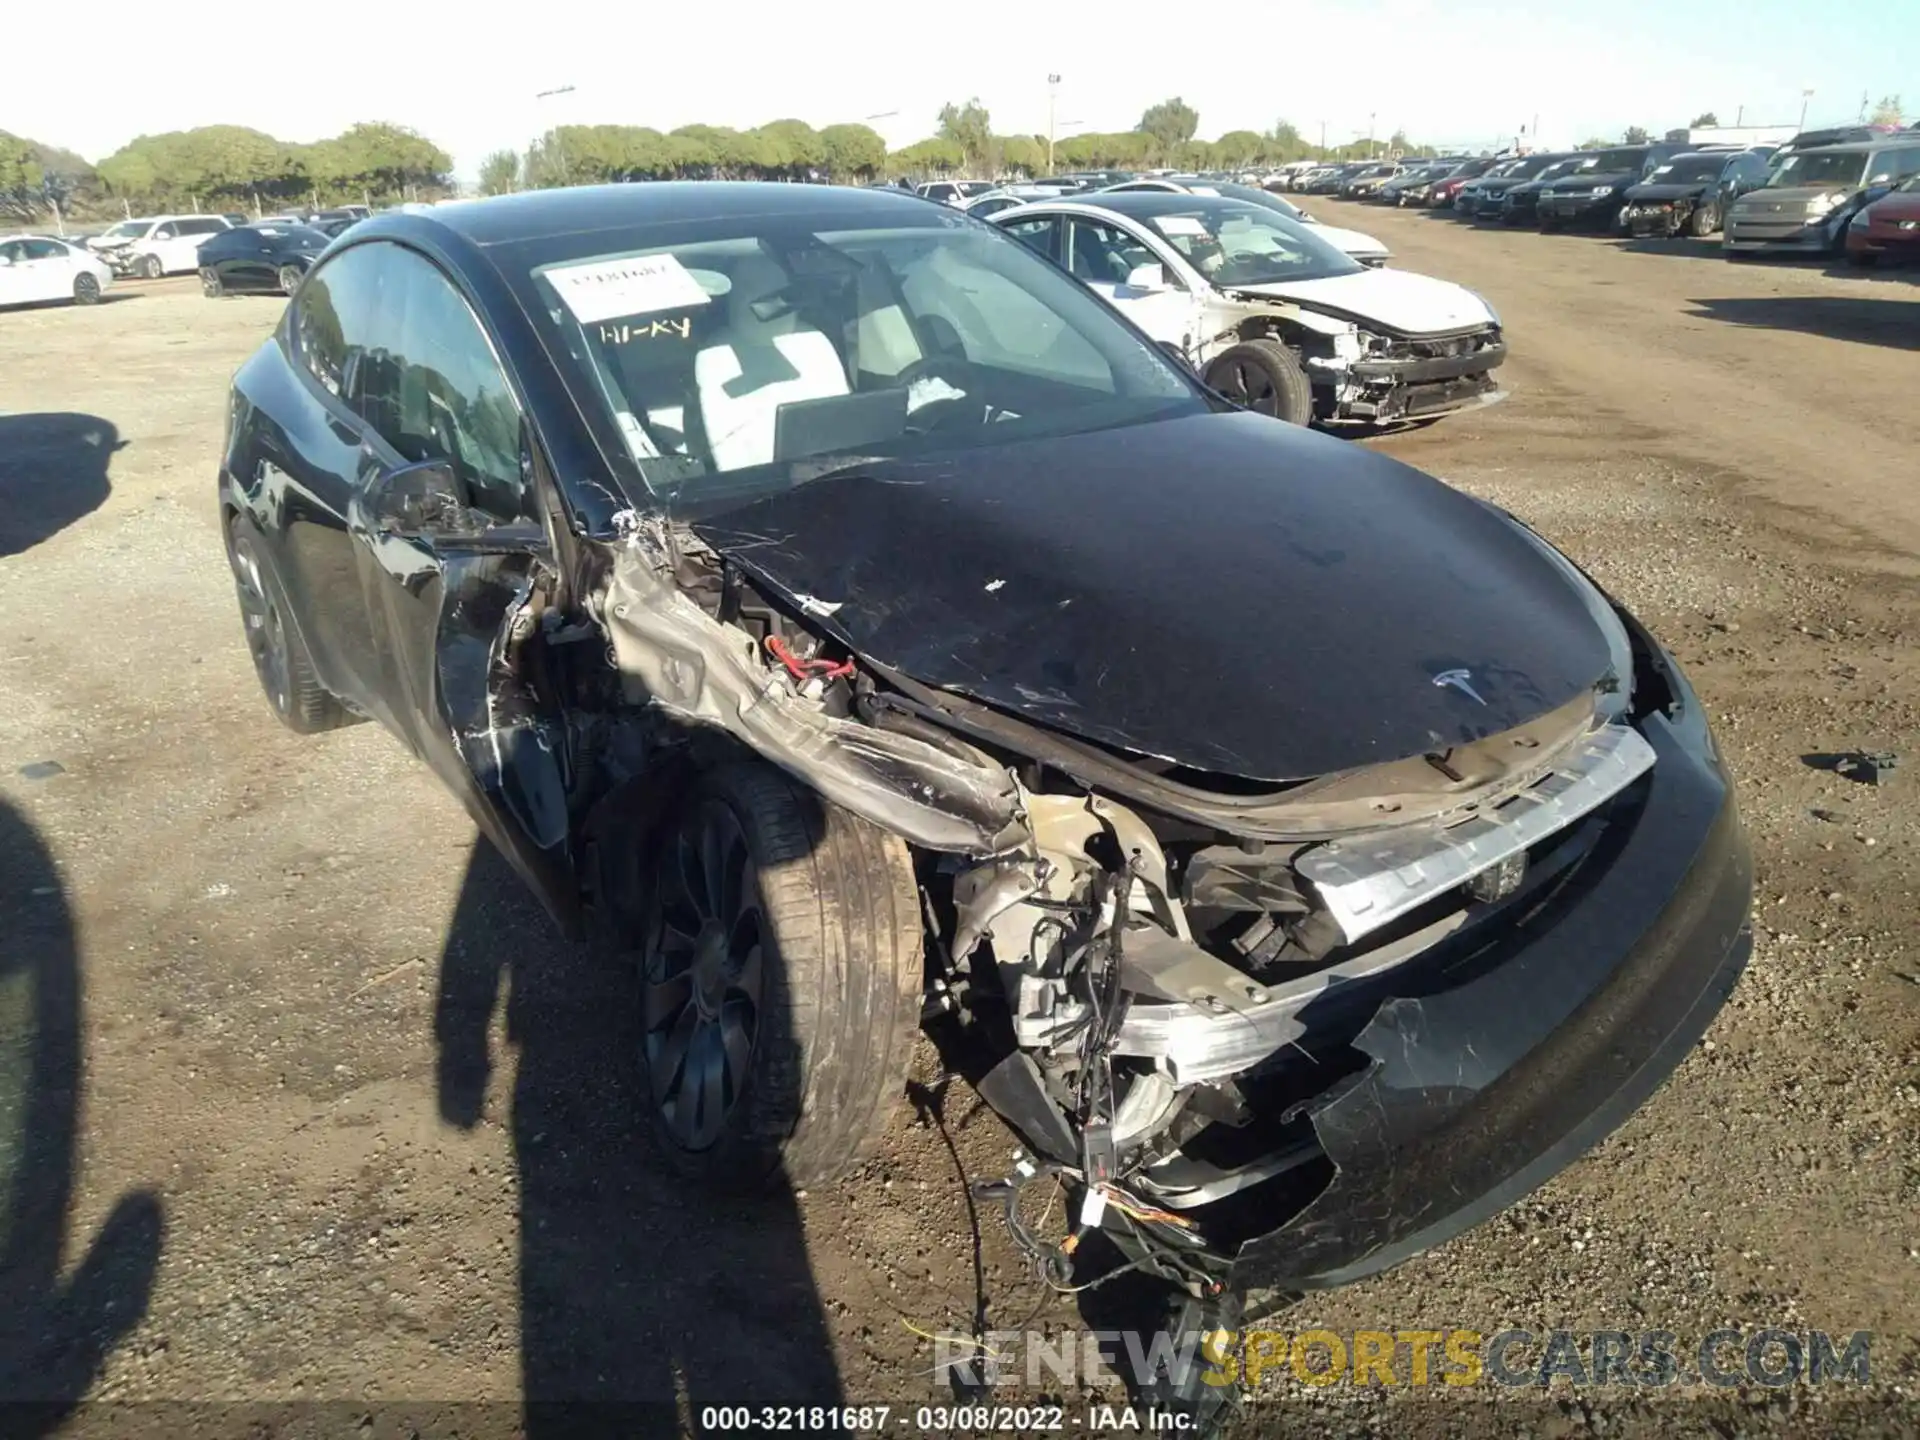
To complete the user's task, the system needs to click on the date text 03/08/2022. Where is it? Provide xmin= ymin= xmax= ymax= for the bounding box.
xmin=699 ymin=1405 xmax=1191 ymax=1433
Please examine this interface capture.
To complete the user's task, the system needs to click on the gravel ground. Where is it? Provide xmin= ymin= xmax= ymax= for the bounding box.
xmin=0 ymin=217 xmax=1917 ymax=1439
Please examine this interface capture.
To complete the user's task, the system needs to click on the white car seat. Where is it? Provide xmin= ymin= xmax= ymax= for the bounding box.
xmin=694 ymin=255 xmax=851 ymax=471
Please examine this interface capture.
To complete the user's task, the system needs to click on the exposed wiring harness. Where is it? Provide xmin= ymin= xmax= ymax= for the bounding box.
xmin=765 ymin=632 xmax=854 ymax=682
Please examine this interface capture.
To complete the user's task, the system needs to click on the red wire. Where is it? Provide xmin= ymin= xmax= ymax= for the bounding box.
xmin=765 ymin=634 xmax=854 ymax=681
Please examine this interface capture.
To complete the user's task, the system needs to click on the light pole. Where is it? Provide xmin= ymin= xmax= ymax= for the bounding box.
xmin=1047 ymin=75 xmax=1062 ymax=174
xmin=535 ymin=84 xmax=576 ymax=185
xmin=1368 ymin=112 xmax=1377 ymax=159
xmin=1799 ymin=88 xmax=1814 ymax=131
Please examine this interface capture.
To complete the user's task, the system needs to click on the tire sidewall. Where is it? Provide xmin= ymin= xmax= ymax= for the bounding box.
xmin=1204 ymin=339 xmax=1314 ymax=428
xmin=639 ymin=779 xmax=807 ymax=1190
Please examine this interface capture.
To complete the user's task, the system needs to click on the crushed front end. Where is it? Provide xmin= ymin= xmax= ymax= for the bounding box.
xmin=588 ymin=507 xmax=1750 ymax=1305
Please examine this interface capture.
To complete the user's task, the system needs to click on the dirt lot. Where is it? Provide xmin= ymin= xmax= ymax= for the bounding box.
xmin=1 ymin=215 xmax=1918 ymax=1437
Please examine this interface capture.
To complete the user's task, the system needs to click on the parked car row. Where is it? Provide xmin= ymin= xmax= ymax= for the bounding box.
xmin=1313 ymin=125 xmax=1920 ymax=262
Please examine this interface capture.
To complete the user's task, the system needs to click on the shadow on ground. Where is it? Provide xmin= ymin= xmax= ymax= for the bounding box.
xmin=433 ymin=838 xmax=844 ymax=1434
xmin=1683 ymin=294 xmax=1920 ymax=350
xmin=0 ymin=797 xmax=164 ymax=1433
xmin=0 ymin=413 xmax=123 ymax=559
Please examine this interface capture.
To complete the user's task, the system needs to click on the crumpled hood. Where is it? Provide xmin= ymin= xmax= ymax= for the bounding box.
xmin=1625 ymin=181 xmax=1713 ymax=201
xmin=688 ymin=411 xmax=1613 ymax=782
xmin=1227 ymin=267 xmax=1496 ymax=336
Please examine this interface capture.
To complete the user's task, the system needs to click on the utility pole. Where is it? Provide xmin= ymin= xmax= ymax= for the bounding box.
xmin=536 ymin=84 xmax=576 ymax=185
xmin=1858 ymin=89 xmax=1869 ymax=122
xmin=1368 ymin=112 xmax=1377 ymax=158
xmin=1799 ymin=88 xmax=1814 ymax=131
xmin=1318 ymin=119 xmax=1326 ymax=157
xmin=1047 ymin=75 xmax=1061 ymax=174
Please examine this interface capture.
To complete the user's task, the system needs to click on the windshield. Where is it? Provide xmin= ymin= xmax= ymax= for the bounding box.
xmin=1208 ymin=181 xmax=1305 ymax=220
xmin=1115 ymin=199 xmax=1363 ymax=288
xmin=513 ymin=211 xmax=1203 ymax=505
xmin=1645 ymin=155 xmax=1727 ymax=184
xmin=103 ymin=220 xmax=148 ymax=238
xmin=1590 ymin=149 xmax=1649 ymax=172
xmin=1537 ymin=156 xmax=1597 ymax=182
xmin=1766 ymin=150 xmax=1869 ymax=188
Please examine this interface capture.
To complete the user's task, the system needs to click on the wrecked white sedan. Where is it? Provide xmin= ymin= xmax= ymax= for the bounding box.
xmin=993 ymin=191 xmax=1506 ymax=426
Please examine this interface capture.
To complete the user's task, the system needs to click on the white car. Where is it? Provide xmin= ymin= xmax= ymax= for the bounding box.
xmin=993 ymin=192 xmax=1506 ymax=427
xmin=914 ymin=180 xmax=999 ymax=207
xmin=86 ymin=214 xmax=233 ymax=279
xmin=1097 ymin=177 xmax=1392 ymax=265
xmin=0 ymin=234 xmax=115 ymax=308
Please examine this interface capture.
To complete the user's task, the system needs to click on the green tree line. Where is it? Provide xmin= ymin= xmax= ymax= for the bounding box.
xmin=2 ymin=122 xmax=451 ymax=221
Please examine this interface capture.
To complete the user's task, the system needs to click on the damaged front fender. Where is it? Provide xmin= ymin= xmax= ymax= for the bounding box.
xmin=600 ymin=522 xmax=1027 ymax=857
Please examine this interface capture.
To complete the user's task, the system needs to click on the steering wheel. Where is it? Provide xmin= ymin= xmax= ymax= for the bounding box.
xmin=897 ymin=355 xmax=976 ymax=435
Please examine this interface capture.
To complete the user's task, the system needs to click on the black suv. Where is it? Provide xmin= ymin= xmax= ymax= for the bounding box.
xmin=1536 ymin=144 xmax=1689 ymax=230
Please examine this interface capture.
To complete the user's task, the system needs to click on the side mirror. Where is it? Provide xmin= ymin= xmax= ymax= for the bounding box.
xmin=372 ymin=459 xmax=471 ymax=537
xmin=1124 ymin=262 xmax=1171 ymax=291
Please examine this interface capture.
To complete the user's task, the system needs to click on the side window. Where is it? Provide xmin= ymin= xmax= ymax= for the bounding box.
xmin=1062 ymin=218 xmax=1158 ymax=286
xmin=292 ymin=242 xmax=389 ymax=402
xmin=22 ymin=239 xmax=66 ymax=260
xmin=152 ymin=223 xmax=177 ymax=241
xmin=1889 ymin=148 xmax=1920 ymax=181
xmin=370 ymin=247 xmax=526 ymax=521
xmin=997 ymin=216 xmax=1056 ymax=260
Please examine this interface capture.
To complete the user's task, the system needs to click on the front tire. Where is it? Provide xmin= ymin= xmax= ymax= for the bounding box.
xmin=71 ymin=272 xmax=100 ymax=305
xmin=639 ymin=762 xmax=923 ymax=1192
xmin=1203 ymin=338 xmax=1314 ymax=427
xmin=1688 ymin=201 xmax=1719 ymax=237
xmin=140 ymin=254 xmax=163 ymax=280
xmin=278 ymin=263 xmax=303 ymax=296
xmin=201 ymin=267 xmax=224 ymax=298
xmin=226 ymin=513 xmax=350 ymax=733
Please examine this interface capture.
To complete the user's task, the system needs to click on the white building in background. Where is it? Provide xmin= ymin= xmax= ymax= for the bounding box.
xmin=1666 ymin=124 xmax=1801 ymax=148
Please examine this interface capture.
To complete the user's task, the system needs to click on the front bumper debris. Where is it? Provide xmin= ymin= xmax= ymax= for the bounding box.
xmin=1221 ymin=658 xmax=1750 ymax=1291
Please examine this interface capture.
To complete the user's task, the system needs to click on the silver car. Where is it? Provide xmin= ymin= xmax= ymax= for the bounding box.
xmin=1724 ymin=139 xmax=1920 ymax=254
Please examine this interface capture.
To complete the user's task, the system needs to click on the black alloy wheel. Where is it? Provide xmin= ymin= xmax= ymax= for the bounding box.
xmin=201 ymin=267 xmax=224 ymax=298
xmin=278 ymin=263 xmax=303 ymax=296
xmin=1204 ymin=338 xmax=1314 ymax=427
xmin=643 ymin=797 xmax=765 ymax=1155
xmin=71 ymin=272 xmax=100 ymax=305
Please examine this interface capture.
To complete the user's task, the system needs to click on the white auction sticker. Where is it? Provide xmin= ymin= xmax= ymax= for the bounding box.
xmin=1152 ymin=215 xmax=1209 ymax=237
xmin=546 ymin=253 xmax=714 ymax=324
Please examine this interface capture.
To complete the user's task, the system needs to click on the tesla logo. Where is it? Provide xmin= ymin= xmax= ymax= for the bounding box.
xmin=1432 ymin=668 xmax=1488 ymax=705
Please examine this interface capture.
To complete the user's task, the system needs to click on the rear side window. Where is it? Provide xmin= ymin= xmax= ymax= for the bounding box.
xmin=21 ymin=239 xmax=67 ymax=260
xmin=292 ymin=242 xmax=388 ymax=401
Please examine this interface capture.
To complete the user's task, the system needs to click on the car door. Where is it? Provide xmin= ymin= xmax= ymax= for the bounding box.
xmin=221 ymin=228 xmax=277 ymax=290
xmin=0 ymin=240 xmax=29 ymax=304
xmin=22 ymin=239 xmax=76 ymax=301
xmin=1059 ymin=215 xmax=1201 ymax=354
xmin=338 ymin=242 xmax=574 ymax=921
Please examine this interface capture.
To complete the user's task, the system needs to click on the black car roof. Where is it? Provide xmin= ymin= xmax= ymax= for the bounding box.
xmin=411 ymin=181 xmax=946 ymax=248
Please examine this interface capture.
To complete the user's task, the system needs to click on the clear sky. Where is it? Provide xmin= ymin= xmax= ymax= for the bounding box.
xmin=8 ymin=0 xmax=1914 ymax=177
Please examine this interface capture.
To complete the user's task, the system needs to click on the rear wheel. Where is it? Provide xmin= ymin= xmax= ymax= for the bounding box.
xmin=226 ymin=513 xmax=350 ymax=733
xmin=71 ymin=272 xmax=100 ymax=305
xmin=277 ymin=263 xmax=303 ymax=296
xmin=1688 ymin=201 xmax=1719 ymax=238
xmin=639 ymin=762 xmax=923 ymax=1191
xmin=1203 ymin=338 xmax=1314 ymax=427
xmin=140 ymin=254 xmax=163 ymax=280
